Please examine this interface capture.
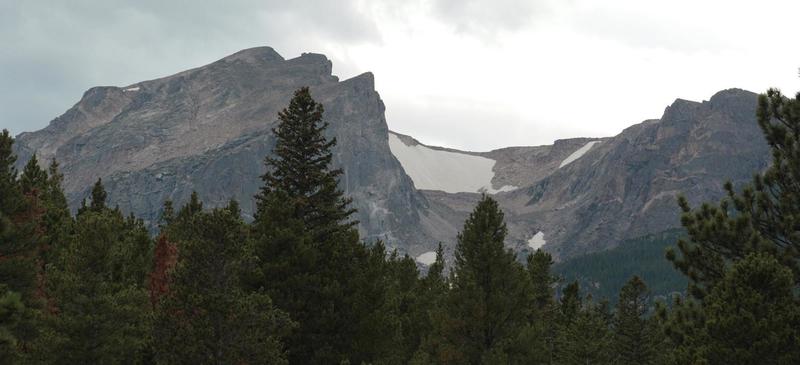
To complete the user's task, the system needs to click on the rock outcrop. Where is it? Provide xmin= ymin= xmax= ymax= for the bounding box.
xmin=14 ymin=47 xmax=444 ymax=254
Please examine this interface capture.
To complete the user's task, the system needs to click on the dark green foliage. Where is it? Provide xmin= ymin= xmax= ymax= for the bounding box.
xmin=701 ymin=253 xmax=800 ymax=364
xmin=252 ymin=87 xmax=398 ymax=364
xmin=426 ymin=195 xmax=533 ymax=364
xmin=554 ymin=229 xmax=688 ymax=302
xmin=0 ymin=130 xmax=35 ymax=298
xmin=555 ymin=298 xmax=612 ymax=365
xmin=255 ymin=86 xmax=356 ymax=241
xmin=613 ymin=276 xmax=657 ymax=365
xmin=512 ymin=249 xmax=557 ymax=364
xmin=410 ymin=244 xmax=449 ymax=364
xmin=559 ymin=281 xmax=582 ymax=324
xmin=37 ymin=182 xmax=153 ymax=364
xmin=88 ymin=178 xmax=107 ymax=213
xmin=154 ymin=200 xmax=292 ymax=365
xmin=18 ymin=155 xmax=47 ymax=196
xmin=0 ymin=132 xmax=47 ymax=361
xmin=664 ymin=253 xmax=800 ymax=364
xmin=0 ymin=85 xmax=796 ymax=364
xmin=0 ymin=286 xmax=24 ymax=362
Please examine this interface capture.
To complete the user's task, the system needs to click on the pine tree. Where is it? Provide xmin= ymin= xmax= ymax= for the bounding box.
xmin=613 ymin=276 xmax=656 ymax=365
xmin=0 ymin=130 xmax=33 ymax=298
xmin=36 ymin=180 xmax=153 ymax=364
xmin=700 ymin=253 xmax=800 ymax=364
xmin=555 ymin=298 xmax=613 ymax=365
xmin=0 ymin=287 xmax=23 ymax=361
xmin=252 ymin=87 xmax=398 ymax=364
xmin=19 ymin=155 xmax=47 ymax=196
xmin=254 ymin=86 xmax=356 ymax=240
xmin=559 ymin=281 xmax=582 ymax=325
xmin=411 ymin=244 xmax=449 ymax=364
xmin=0 ymin=131 xmax=43 ymax=362
xmin=512 ymin=249 xmax=557 ymax=365
xmin=429 ymin=195 xmax=533 ymax=363
xmin=88 ymin=178 xmax=107 ymax=213
xmin=154 ymin=200 xmax=292 ymax=365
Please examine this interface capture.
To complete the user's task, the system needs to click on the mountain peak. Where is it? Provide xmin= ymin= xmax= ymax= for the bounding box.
xmin=220 ymin=46 xmax=284 ymax=64
xmin=708 ymin=88 xmax=758 ymax=108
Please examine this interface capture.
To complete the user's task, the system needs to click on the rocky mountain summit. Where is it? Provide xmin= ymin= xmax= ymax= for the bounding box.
xmin=13 ymin=47 xmax=770 ymax=263
xmin=14 ymin=47 xmax=440 ymax=249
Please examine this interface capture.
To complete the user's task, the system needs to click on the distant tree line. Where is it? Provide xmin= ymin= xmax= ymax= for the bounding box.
xmin=0 ymin=87 xmax=798 ymax=364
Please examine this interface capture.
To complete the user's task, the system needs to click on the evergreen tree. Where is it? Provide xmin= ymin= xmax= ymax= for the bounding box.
xmin=411 ymin=244 xmax=449 ymax=364
xmin=559 ymin=281 xmax=582 ymax=325
xmin=0 ymin=286 xmax=24 ymax=361
xmin=528 ymin=249 xmax=556 ymax=313
xmin=252 ymin=87 xmax=397 ymax=364
xmin=18 ymin=155 xmax=47 ymax=196
xmin=428 ymin=195 xmax=533 ymax=364
xmin=154 ymin=200 xmax=292 ymax=364
xmin=613 ymin=276 xmax=656 ymax=365
xmin=0 ymin=131 xmax=42 ymax=362
xmin=0 ymin=130 xmax=33 ymax=298
xmin=555 ymin=298 xmax=612 ymax=365
xmin=665 ymin=253 xmax=800 ymax=365
xmin=35 ymin=180 xmax=153 ymax=364
xmin=44 ymin=160 xmax=69 ymax=222
xmin=514 ymin=249 xmax=557 ymax=364
xmin=254 ymin=86 xmax=356 ymax=240
xmin=88 ymin=178 xmax=107 ymax=213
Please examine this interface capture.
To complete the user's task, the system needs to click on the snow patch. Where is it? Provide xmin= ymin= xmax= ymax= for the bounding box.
xmin=123 ymin=87 xmax=140 ymax=92
xmin=388 ymin=133 xmax=516 ymax=194
xmin=416 ymin=251 xmax=438 ymax=266
xmin=528 ymin=231 xmax=546 ymax=250
xmin=559 ymin=141 xmax=600 ymax=168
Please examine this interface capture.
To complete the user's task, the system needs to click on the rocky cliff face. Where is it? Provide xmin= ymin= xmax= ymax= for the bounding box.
xmin=393 ymin=89 xmax=768 ymax=261
xmin=13 ymin=47 xmax=443 ymax=252
xmin=14 ymin=46 xmax=770 ymax=263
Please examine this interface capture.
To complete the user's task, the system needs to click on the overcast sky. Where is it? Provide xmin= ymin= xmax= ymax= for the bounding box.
xmin=2 ymin=0 xmax=799 ymax=151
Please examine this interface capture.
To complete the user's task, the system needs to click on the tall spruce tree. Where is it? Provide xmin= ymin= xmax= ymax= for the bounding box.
xmin=252 ymin=87 xmax=396 ymax=364
xmin=254 ymin=86 xmax=356 ymax=240
xmin=613 ymin=276 xmax=656 ymax=365
xmin=428 ymin=195 xmax=533 ymax=364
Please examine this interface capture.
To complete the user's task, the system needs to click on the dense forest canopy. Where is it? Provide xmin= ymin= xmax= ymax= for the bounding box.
xmin=0 ymin=88 xmax=798 ymax=364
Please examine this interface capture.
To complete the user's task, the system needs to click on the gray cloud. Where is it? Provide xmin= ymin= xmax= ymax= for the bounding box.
xmin=430 ymin=0 xmax=549 ymax=36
